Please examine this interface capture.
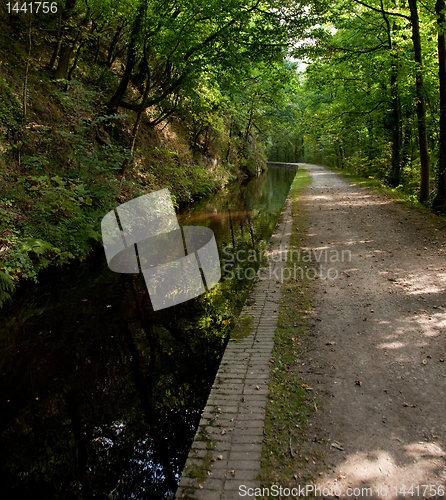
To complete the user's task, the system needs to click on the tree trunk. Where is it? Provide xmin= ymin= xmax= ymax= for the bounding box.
xmin=55 ymin=43 xmax=74 ymax=79
xmin=23 ymin=13 xmax=32 ymax=122
xmin=107 ymin=26 xmax=123 ymax=68
xmin=48 ymin=16 xmax=62 ymax=70
xmin=400 ymin=110 xmax=413 ymax=175
xmin=389 ymin=55 xmax=402 ymax=186
xmin=433 ymin=0 xmax=446 ymax=212
xmin=66 ymin=39 xmax=85 ymax=84
xmin=107 ymin=1 xmax=146 ymax=115
xmin=54 ymin=0 xmax=77 ymax=79
xmin=226 ymin=121 xmax=232 ymax=162
xmin=121 ymin=54 xmax=152 ymax=176
xmin=408 ymin=0 xmax=430 ymax=202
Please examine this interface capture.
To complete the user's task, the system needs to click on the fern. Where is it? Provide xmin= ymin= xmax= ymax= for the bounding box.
xmin=58 ymin=216 xmax=101 ymax=243
xmin=26 ymin=225 xmax=47 ymax=240
xmin=20 ymin=238 xmax=56 ymax=256
xmin=0 ymin=272 xmax=15 ymax=308
xmin=58 ymin=216 xmax=86 ymax=232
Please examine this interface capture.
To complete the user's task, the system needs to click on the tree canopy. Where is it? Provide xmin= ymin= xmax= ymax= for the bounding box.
xmin=1 ymin=0 xmax=446 ymax=305
xmin=291 ymin=0 xmax=446 ymax=209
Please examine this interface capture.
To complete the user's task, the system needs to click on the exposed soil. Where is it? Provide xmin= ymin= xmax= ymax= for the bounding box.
xmin=299 ymin=164 xmax=446 ymax=499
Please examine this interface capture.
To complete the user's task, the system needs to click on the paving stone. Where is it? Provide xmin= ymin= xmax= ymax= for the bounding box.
xmin=187 ymin=448 xmax=211 ymax=459
xmin=230 ymin=443 xmax=262 ymax=453
xmin=234 ymin=420 xmax=265 ymax=430
xmin=231 ymin=434 xmax=263 ymax=444
xmin=177 ymin=487 xmax=223 ymax=500
xmin=229 ymin=449 xmax=262 ymax=461
xmin=190 ymin=441 xmax=208 ymax=450
xmin=223 ymin=479 xmax=260 ymax=491
xmin=236 ymin=413 xmax=265 ymax=421
xmin=224 ymin=459 xmax=261 ymax=470
xmin=209 ymin=405 xmax=239 ymax=413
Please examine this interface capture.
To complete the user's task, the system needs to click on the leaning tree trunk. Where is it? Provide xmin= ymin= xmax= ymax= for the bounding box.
xmin=54 ymin=0 xmax=77 ymax=79
xmin=433 ymin=0 xmax=446 ymax=212
xmin=107 ymin=1 xmax=146 ymax=114
xmin=49 ymin=15 xmax=62 ymax=70
xmin=408 ymin=0 xmax=430 ymax=202
xmin=121 ymin=75 xmax=151 ymax=176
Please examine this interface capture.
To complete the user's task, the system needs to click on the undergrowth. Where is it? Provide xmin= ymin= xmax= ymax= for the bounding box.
xmin=0 ymin=42 xmax=238 ymax=307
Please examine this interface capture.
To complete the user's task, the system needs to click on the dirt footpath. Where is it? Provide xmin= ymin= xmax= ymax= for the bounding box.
xmin=299 ymin=164 xmax=446 ymax=498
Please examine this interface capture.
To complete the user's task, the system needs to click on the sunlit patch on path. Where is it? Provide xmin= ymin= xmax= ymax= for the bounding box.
xmin=299 ymin=164 xmax=446 ymax=497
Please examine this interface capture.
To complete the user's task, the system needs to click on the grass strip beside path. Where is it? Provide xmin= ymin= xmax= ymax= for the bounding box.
xmin=258 ymin=167 xmax=323 ymax=498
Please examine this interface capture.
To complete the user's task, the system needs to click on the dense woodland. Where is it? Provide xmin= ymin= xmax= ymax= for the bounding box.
xmin=1 ymin=0 xmax=445 ymax=305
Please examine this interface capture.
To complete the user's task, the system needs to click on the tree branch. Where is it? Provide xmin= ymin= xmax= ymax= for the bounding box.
xmin=352 ymin=0 xmax=410 ymax=20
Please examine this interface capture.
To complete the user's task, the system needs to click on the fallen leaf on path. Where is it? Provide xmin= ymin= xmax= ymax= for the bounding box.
xmin=331 ymin=442 xmax=344 ymax=451
xmin=301 ymin=383 xmax=313 ymax=391
xmin=355 ymin=380 xmax=363 ymax=386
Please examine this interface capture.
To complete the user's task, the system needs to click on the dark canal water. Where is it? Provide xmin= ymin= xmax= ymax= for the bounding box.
xmin=0 ymin=165 xmax=296 ymax=500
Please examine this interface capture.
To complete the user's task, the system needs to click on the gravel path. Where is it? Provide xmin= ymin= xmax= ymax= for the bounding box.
xmin=300 ymin=164 xmax=446 ymax=498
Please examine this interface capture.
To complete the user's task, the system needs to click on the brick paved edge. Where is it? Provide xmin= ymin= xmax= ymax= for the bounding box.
xmin=175 ymin=195 xmax=294 ymax=500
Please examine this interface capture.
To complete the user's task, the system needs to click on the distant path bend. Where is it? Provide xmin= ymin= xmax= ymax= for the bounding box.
xmin=300 ymin=164 xmax=446 ymax=496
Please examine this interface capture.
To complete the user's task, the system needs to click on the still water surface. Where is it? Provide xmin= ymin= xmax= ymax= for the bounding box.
xmin=0 ymin=165 xmax=296 ymax=499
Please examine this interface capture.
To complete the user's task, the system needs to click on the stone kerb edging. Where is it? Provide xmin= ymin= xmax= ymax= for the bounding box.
xmin=175 ymin=196 xmax=294 ymax=500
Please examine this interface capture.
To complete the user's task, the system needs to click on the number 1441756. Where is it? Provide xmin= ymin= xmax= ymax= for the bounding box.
xmin=6 ymin=2 xmax=58 ymax=14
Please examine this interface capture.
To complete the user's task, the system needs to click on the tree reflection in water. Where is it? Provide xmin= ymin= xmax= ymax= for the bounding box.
xmin=0 ymin=166 xmax=296 ymax=499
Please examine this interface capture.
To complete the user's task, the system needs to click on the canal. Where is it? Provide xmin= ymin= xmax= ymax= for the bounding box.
xmin=0 ymin=165 xmax=297 ymax=499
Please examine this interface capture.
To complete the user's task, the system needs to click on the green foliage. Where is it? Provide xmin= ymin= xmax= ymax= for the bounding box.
xmin=0 ymin=79 xmax=21 ymax=129
xmin=0 ymin=81 xmax=130 ymax=297
xmin=0 ymin=271 xmax=15 ymax=307
xmin=0 ymin=0 xmax=320 ymax=306
xmin=290 ymin=0 xmax=441 ymax=202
